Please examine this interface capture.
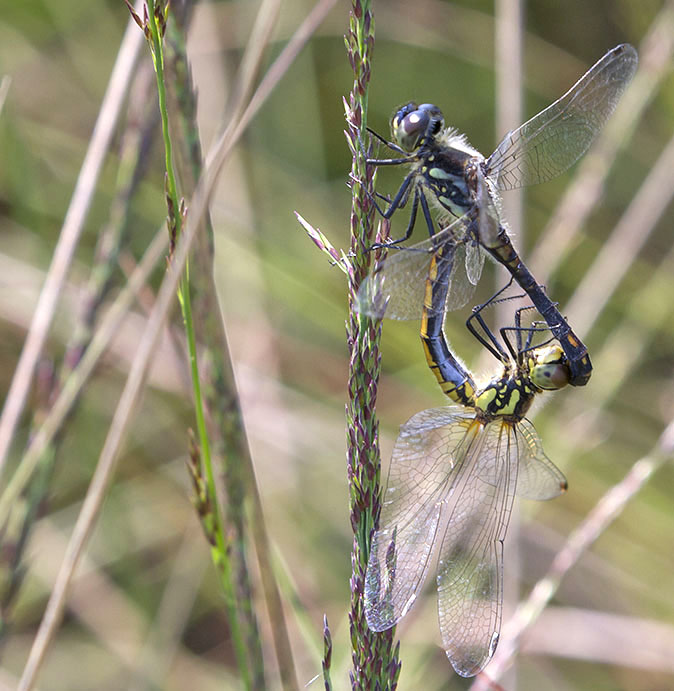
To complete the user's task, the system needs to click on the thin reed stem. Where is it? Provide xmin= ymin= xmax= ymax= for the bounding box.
xmin=530 ymin=1 xmax=674 ymax=283
xmin=0 ymin=227 xmax=166 ymax=532
xmin=165 ymin=1 xmax=297 ymax=686
xmin=565 ymin=131 xmax=674 ymax=337
xmin=141 ymin=0 xmax=253 ymax=684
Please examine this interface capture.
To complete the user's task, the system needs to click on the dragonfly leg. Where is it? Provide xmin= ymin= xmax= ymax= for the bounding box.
xmin=366 ymin=155 xmax=418 ymax=166
xmin=419 ymin=190 xmax=437 ymax=238
xmin=388 ymin=188 xmax=420 ymax=245
xmin=520 ymin=286 xmax=592 ymax=386
xmin=369 ymin=177 xmax=420 ymax=249
xmin=379 ymin=172 xmax=414 ymax=219
xmin=358 ymin=126 xmax=411 ymax=165
xmin=365 ymin=125 xmax=407 ymax=156
xmin=465 ymin=278 xmax=518 ymax=362
xmin=482 ymin=229 xmax=593 ymax=386
xmin=501 ymin=307 xmax=556 ymax=361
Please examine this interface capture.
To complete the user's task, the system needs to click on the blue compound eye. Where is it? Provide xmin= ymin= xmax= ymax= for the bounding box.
xmin=416 ymin=103 xmax=444 ymax=136
xmin=391 ymin=103 xmax=444 ymax=151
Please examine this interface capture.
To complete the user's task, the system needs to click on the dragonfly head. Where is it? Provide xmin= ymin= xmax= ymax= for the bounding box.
xmin=528 ymin=344 xmax=570 ymax=391
xmin=391 ymin=103 xmax=444 ymax=152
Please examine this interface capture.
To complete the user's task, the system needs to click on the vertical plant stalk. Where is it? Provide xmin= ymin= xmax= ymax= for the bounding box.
xmin=344 ymin=2 xmax=401 ymax=689
xmin=492 ymin=3 xmax=523 ymax=687
xmin=164 ymin=2 xmax=298 ymax=688
xmin=131 ymin=0 xmax=251 ymax=686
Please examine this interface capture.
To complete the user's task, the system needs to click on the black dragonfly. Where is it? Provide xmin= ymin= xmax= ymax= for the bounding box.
xmin=358 ymin=43 xmax=638 ymax=386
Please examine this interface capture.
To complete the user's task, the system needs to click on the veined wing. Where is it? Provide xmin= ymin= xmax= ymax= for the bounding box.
xmin=364 ymin=408 xmax=479 ymax=632
xmin=436 ymin=419 xmax=520 ymax=677
xmin=486 ymin=43 xmax=638 ymax=191
xmin=356 ymin=214 xmax=478 ymax=320
xmin=478 ymin=419 xmax=567 ymax=500
xmin=514 ymin=418 xmax=567 ymax=500
xmin=464 ymin=233 xmax=486 ymax=290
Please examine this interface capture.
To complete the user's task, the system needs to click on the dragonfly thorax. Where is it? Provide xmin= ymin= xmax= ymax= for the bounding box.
xmin=421 ymin=146 xmax=479 ymax=221
xmin=387 ymin=102 xmax=492 ymax=225
xmin=475 ymin=345 xmax=569 ymax=419
xmin=474 ymin=371 xmax=538 ymax=420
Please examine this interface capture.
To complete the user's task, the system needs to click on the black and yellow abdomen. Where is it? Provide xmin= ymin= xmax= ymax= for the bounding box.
xmin=420 ymin=243 xmax=476 ymax=406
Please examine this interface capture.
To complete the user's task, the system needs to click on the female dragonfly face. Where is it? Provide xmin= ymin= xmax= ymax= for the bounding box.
xmin=361 ymin=44 xmax=638 ymax=387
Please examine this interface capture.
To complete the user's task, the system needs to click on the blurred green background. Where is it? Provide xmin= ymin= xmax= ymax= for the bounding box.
xmin=1 ymin=0 xmax=673 ymax=689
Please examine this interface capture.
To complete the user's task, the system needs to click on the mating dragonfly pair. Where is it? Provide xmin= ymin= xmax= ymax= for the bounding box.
xmin=356 ymin=44 xmax=637 ymax=676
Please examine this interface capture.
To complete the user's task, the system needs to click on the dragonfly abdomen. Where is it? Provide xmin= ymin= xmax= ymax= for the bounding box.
xmin=421 ymin=332 xmax=476 ymax=404
xmin=421 ymin=240 xmax=476 ymax=405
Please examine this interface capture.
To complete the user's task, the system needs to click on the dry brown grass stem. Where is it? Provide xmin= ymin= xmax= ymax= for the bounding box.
xmin=0 ymin=227 xmax=167 ymax=529
xmin=530 ymin=0 xmax=674 ymax=284
xmin=565 ymin=131 xmax=674 ymax=337
xmin=0 ymin=76 xmax=11 ymax=116
xmin=0 ymin=0 xmax=146 ymax=474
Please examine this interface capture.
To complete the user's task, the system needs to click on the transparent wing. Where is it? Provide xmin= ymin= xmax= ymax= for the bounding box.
xmin=436 ymin=420 xmax=520 ymax=677
xmin=474 ymin=169 xmax=504 ymax=251
xmin=464 ymin=236 xmax=486 ymax=289
xmin=356 ymin=214 xmax=477 ymax=320
xmin=445 ymin=241 xmax=481 ymax=313
xmin=364 ymin=408 xmax=478 ymax=632
xmin=514 ymin=418 xmax=567 ymax=500
xmin=486 ymin=44 xmax=638 ymax=191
